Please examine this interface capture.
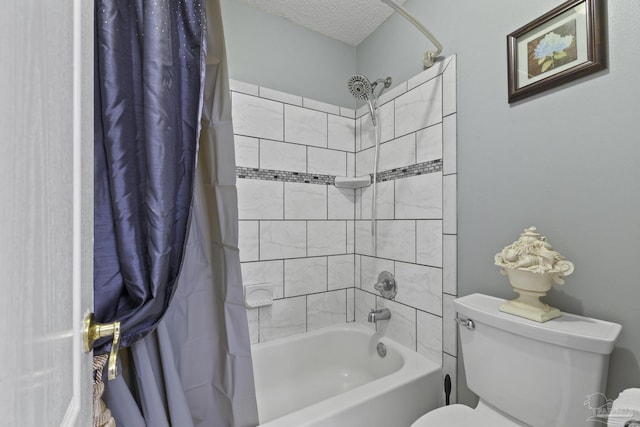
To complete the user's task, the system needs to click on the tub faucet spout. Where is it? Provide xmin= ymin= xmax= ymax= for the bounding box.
xmin=368 ymin=308 xmax=391 ymax=323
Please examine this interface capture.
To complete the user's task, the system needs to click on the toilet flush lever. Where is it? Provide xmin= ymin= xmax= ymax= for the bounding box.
xmin=455 ymin=316 xmax=475 ymax=331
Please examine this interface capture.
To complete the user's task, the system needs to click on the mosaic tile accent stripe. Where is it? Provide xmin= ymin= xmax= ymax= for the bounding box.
xmin=236 ymin=159 xmax=442 ymax=185
xmin=377 ymin=159 xmax=442 ymax=182
xmin=236 ymin=167 xmax=334 ymax=185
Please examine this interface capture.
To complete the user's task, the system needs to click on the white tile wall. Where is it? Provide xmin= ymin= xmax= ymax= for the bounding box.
xmin=416 ymin=124 xmax=443 ymax=164
xmin=443 ymin=114 xmax=457 ymax=175
xmin=259 ymin=296 xmax=306 ymax=342
xmin=284 ymin=257 xmax=327 ymax=297
xmin=360 ymin=102 xmax=394 ymax=149
xmin=417 ymin=220 xmax=443 ymax=267
xmin=308 ymin=221 xmax=347 ymax=256
xmin=327 ymin=187 xmax=355 ymax=220
xmin=354 ymin=220 xmax=373 ymax=257
xmin=417 ymin=310 xmax=443 ymax=365
xmin=443 ymin=293 xmax=458 ymax=356
xmin=238 ymin=221 xmax=259 ymax=262
xmin=308 ymin=147 xmax=346 ymax=177
xmin=285 ymin=104 xmax=327 ymax=148
xmin=328 ymin=254 xmax=355 ymax=290
xmin=246 ymin=307 xmax=259 ymax=344
xmin=259 ymin=221 xmax=306 ymax=260
xmin=260 ymin=140 xmax=306 ymax=173
xmin=379 ymin=134 xmax=416 ymax=171
xmin=395 ymin=173 xmax=442 ymax=219
xmin=232 ymin=92 xmax=283 ymax=140
xmin=378 ymin=81 xmax=407 ymax=105
xmin=360 ymin=180 xmax=394 ymax=220
xmin=346 ymin=288 xmax=355 ymax=322
xmin=236 ymin=180 xmax=284 ymax=220
xmin=346 ymin=153 xmax=355 ymax=177
xmin=232 ymin=56 xmax=458 ymax=398
xmin=443 ymin=174 xmax=457 ymax=234
xmin=307 ymin=290 xmax=347 ymax=331
xmin=394 ymin=261 xmax=442 ymax=315
xmin=443 ymin=56 xmax=457 ymax=117
xmin=352 ymin=57 xmax=458 ymax=388
xmin=284 ymin=182 xmax=326 ymax=220
xmin=346 ymin=221 xmax=355 ymax=254
xmin=376 ymin=297 xmax=416 ymax=350
xmin=328 ymin=114 xmax=356 ymax=152
xmin=354 ymin=256 xmax=361 ymax=293
xmin=355 ymin=147 xmax=375 ymax=177
xmin=355 ymin=104 xmax=369 ymax=120
xmin=395 ymin=77 xmax=443 ymax=137
xmin=376 ymin=220 xmax=416 ymax=263
xmin=234 ymin=135 xmax=259 ymax=168
xmin=443 ymin=235 xmax=457 ymax=295
xmin=354 ymin=288 xmax=376 ymax=330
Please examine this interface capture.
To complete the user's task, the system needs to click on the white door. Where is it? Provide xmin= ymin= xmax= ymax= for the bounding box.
xmin=0 ymin=1 xmax=94 ymax=426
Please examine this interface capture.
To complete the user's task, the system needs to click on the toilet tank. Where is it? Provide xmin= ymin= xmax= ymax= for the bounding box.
xmin=456 ymin=294 xmax=621 ymax=427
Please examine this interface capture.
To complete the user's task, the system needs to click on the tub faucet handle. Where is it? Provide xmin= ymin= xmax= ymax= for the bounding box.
xmin=373 ymin=271 xmax=397 ymax=300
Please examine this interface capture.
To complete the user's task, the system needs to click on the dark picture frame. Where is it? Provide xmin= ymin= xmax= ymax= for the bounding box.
xmin=507 ymin=0 xmax=606 ymax=103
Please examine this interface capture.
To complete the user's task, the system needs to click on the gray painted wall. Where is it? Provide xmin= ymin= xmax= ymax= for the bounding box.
xmin=221 ymin=0 xmax=640 ymax=405
xmin=220 ymin=0 xmax=356 ymax=107
xmin=358 ymin=0 xmax=640 ymax=403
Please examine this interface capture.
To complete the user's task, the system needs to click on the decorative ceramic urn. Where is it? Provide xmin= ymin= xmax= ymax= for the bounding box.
xmin=494 ymin=226 xmax=574 ymax=322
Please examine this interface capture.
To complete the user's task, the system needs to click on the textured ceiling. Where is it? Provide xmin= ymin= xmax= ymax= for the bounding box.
xmin=239 ymin=0 xmax=409 ymax=46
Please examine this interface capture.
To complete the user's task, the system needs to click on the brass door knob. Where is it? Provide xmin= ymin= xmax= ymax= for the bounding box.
xmin=83 ymin=313 xmax=121 ymax=380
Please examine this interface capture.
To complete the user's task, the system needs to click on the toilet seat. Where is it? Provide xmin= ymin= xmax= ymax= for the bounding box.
xmin=411 ymin=405 xmax=476 ymax=426
xmin=411 ymin=402 xmax=523 ymax=426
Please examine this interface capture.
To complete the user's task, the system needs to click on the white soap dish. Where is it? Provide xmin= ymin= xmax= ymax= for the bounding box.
xmin=244 ymin=283 xmax=273 ymax=308
xmin=334 ymin=175 xmax=371 ymax=189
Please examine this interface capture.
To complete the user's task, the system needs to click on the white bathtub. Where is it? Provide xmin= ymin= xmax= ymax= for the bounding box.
xmin=251 ymin=323 xmax=441 ymax=427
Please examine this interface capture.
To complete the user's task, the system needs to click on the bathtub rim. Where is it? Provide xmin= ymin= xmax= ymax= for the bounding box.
xmin=251 ymin=322 xmax=442 ymax=427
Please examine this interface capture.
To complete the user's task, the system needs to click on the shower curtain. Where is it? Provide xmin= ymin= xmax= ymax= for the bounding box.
xmin=93 ymin=0 xmax=202 ymax=353
xmin=95 ymin=0 xmax=259 ymax=425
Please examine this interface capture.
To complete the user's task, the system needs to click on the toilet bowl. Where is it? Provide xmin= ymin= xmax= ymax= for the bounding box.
xmin=412 ymin=402 xmax=525 ymax=426
xmin=411 ymin=294 xmax=621 ymax=427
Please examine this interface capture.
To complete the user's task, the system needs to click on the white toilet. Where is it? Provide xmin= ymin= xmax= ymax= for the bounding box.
xmin=412 ymin=293 xmax=622 ymax=427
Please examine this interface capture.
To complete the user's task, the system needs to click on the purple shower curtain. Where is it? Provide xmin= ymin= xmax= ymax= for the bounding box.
xmin=93 ymin=0 xmax=203 ymax=352
xmin=96 ymin=0 xmax=259 ymax=425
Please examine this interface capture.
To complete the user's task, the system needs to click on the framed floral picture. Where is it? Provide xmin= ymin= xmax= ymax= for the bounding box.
xmin=507 ymin=0 xmax=606 ymax=103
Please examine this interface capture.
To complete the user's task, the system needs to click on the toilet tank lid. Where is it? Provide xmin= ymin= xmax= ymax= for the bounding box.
xmin=454 ymin=294 xmax=622 ymax=355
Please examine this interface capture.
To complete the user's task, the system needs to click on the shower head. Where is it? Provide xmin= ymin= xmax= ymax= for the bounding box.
xmin=348 ymin=74 xmax=393 ymax=126
xmin=347 ymin=74 xmax=373 ymax=100
xmin=347 ymin=74 xmax=393 ymax=101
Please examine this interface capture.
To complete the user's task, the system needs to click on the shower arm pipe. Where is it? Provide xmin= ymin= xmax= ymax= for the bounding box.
xmin=380 ymin=0 xmax=443 ymax=68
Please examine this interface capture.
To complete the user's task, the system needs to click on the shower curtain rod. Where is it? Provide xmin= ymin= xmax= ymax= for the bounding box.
xmin=380 ymin=0 xmax=443 ymax=69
